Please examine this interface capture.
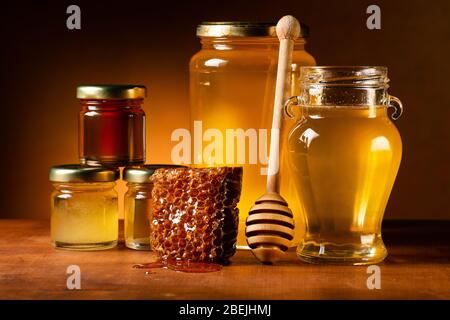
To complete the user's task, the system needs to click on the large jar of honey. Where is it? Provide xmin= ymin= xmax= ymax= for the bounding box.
xmin=285 ymin=66 xmax=403 ymax=265
xmin=189 ymin=22 xmax=316 ymax=247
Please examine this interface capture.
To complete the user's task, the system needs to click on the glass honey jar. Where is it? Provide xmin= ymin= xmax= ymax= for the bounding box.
xmin=190 ymin=22 xmax=316 ymax=247
xmin=285 ymin=66 xmax=403 ymax=265
xmin=49 ymin=165 xmax=120 ymax=250
xmin=77 ymin=85 xmax=146 ymax=167
xmin=123 ymin=164 xmax=184 ymax=250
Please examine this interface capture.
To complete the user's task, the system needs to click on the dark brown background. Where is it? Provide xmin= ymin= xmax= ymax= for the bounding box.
xmin=0 ymin=0 xmax=449 ymax=219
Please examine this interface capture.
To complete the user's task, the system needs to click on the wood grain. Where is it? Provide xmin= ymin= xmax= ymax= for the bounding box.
xmin=0 ymin=219 xmax=449 ymax=300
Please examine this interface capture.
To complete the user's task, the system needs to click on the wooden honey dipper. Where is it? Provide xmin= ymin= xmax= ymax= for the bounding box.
xmin=245 ymin=15 xmax=300 ymax=264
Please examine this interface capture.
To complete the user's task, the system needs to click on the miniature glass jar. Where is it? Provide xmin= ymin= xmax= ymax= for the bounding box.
xmin=49 ymin=165 xmax=119 ymax=250
xmin=78 ymin=85 xmax=146 ymax=167
xmin=123 ymin=165 xmax=184 ymax=250
xmin=285 ymin=66 xmax=403 ymax=265
xmin=190 ymin=22 xmax=316 ymax=247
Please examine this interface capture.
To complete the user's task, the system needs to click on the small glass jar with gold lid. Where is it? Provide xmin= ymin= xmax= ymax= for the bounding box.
xmin=77 ymin=84 xmax=146 ymax=167
xmin=123 ymin=165 xmax=184 ymax=250
xmin=49 ymin=165 xmax=119 ymax=250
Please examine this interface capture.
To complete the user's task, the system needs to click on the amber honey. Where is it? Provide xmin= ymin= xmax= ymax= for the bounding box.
xmin=288 ymin=105 xmax=402 ymax=264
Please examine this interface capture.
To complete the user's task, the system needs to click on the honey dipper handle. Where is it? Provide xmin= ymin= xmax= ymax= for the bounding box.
xmin=266 ymin=15 xmax=301 ymax=193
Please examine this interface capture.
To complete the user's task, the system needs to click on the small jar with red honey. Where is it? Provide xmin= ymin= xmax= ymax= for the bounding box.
xmin=77 ymin=85 xmax=146 ymax=167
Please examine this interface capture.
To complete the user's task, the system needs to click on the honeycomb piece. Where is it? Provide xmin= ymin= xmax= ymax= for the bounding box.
xmin=151 ymin=167 xmax=242 ymax=264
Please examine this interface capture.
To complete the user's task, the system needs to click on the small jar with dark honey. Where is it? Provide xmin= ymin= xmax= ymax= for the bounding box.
xmin=77 ymin=85 xmax=146 ymax=167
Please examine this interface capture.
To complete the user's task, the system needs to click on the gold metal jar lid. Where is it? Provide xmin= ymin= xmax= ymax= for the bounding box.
xmin=49 ymin=165 xmax=119 ymax=183
xmin=123 ymin=164 xmax=185 ymax=183
xmin=76 ymin=85 xmax=147 ymax=100
xmin=196 ymin=21 xmax=310 ymax=38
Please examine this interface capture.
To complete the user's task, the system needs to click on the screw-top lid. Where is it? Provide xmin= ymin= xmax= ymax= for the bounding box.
xmin=196 ymin=21 xmax=309 ymax=38
xmin=123 ymin=165 xmax=186 ymax=183
xmin=76 ymin=84 xmax=147 ymax=100
xmin=49 ymin=165 xmax=119 ymax=183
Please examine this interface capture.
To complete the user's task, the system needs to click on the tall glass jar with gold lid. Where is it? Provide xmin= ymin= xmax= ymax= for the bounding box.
xmin=190 ymin=22 xmax=316 ymax=247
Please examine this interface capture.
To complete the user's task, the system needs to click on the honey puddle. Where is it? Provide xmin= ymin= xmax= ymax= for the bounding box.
xmin=133 ymin=259 xmax=222 ymax=273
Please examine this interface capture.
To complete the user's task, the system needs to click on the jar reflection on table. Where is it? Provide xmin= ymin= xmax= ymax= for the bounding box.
xmin=190 ymin=22 xmax=316 ymax=247
xmin=286 ymin=66 xmax=403 ymax=264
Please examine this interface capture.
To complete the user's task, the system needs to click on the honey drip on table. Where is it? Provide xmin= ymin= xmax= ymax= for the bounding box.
xmin=133 ymin=259 xmax=222 ymax=273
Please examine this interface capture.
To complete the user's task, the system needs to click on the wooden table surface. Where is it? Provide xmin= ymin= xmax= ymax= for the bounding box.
xmin=0 ymin=219 xmax=449 ymax=300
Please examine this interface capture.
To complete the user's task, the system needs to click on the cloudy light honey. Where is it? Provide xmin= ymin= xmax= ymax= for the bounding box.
xmin=49 ymin=165 xmax=119 ymax=250
xmin=51 ymin=183 xmax=118 ymax=248
xmin=190 ymin=23 xmax=316 ymax=246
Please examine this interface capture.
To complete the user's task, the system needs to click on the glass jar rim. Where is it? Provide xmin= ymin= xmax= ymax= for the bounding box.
xmin=300 ymin=66 xmax=389 ymax=88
